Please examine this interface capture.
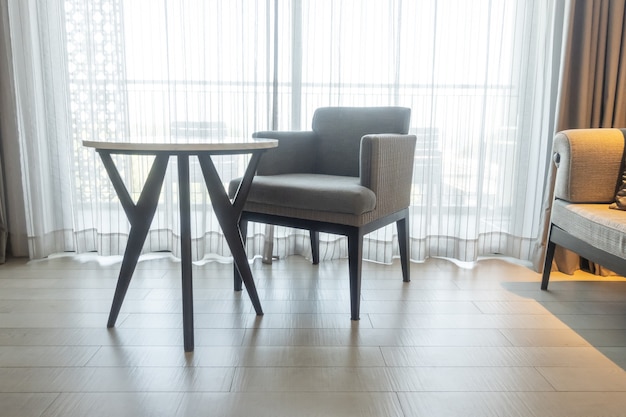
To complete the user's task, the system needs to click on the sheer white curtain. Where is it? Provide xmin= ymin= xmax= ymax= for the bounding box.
xmin=2 ymin=0 xmax=565 ymax=265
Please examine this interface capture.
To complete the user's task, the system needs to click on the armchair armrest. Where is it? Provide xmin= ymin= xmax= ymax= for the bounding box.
xmin=360 ymin=134 xmax=417 ymax=214
xmin=252 ymin=131 xmax=317 ymax=175
xmin=553 ymin=129 xmax=625 ymax=203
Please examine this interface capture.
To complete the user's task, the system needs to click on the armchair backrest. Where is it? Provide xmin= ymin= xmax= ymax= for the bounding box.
xmin=553 ymin=129 xmax=625 ymax=203
xmin=312 ymin=107 xmax=411 ymax=176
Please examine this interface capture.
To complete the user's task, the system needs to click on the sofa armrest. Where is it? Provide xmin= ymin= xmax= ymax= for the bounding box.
xmin=360 ymin=134 xmax=417 ymax=214
xmin=252 ymin=131 xmax=317 ymax=175
xmin=553 ymin=129 xmax=625 ymax=203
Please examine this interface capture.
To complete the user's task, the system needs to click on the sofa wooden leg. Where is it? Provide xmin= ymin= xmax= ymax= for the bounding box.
xmin=541 ymin=237 xmax=556 ymax=290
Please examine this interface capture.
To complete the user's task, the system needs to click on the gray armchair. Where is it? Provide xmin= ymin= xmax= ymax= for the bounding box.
xmin=228 ymin=106 xmax=417 ymax=320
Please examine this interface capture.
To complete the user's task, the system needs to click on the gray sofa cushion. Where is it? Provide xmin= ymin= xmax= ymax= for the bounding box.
xmin=552 ymin=199 xmax=626 ymax=260
xmin=229 ymin=173 xmax=377 ymax=215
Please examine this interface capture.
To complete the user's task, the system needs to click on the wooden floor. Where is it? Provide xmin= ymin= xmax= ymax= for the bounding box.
xmin=1 ymin=253 xmax=626 ymax=416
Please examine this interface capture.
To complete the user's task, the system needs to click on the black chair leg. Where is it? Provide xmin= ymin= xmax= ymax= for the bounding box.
xmin=233 ymin=218 xmax=248 ymax=291
xmin=541 ymin=233 xmax=556 ymax=290
xmin=310 ymin=230 xmax=320 ymax=264
xmin=397 ymin=215 xmax=410 ymax=282
xmin=347 ymin=228 xmax=363 ymax=320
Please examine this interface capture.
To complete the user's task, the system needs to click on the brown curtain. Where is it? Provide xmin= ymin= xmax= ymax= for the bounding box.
xmin=558 ymin=0 xmax=626 ymax=130
xmin=555 ymin=0 xmax=626 ymax=274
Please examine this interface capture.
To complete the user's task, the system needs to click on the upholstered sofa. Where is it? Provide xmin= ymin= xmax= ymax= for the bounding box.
xmin=542 ymin=128 xmax=626 ymax=289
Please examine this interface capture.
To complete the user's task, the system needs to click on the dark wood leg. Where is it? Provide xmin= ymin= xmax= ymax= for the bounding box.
xmin=229 ymin=237 xmax=263 ymax=315
xmin=198 ymin=154 xmax=263 ymax=316
xmin=177 ymin=155 xmax=194 ymax=352
xmin=103 ymin=153 xmax=169 ymax=328
xmin=347 ymin=228 xmax=363 ymax=321
xmin=233 ymin=218 xmax=248 ymax=292
xmin=541 ymin=229 xmax=557 ymax=290
xmin=397 ymin=215 xmax=410 ymax=282
xmin=310 ymin=230 xmax=320 ymax=264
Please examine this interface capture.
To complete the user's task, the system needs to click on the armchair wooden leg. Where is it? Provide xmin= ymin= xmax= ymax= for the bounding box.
xmin=397 ymin=215 xmax=410 ymax=282
xmin=310 ymin=231 xmax=320 ymax=264
xmin=347 ymin=228 xmax=363 ymax=321
xmin=541 ymin=234 xmax=556 ymax=290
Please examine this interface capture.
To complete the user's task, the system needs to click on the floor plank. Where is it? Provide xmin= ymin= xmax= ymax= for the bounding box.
xmin=1 ymin=253 xmax=626 ymax=417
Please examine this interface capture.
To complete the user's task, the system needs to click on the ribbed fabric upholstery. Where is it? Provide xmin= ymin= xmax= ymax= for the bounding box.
xmin=360 ymin=134 xmax=415 ymax=218
xmin=553 ymin=129 xmax=625 ymax=203
xmin=552 ymin=200 xmax=626 ymax=260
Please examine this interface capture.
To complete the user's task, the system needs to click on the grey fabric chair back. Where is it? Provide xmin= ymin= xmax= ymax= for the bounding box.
xmin=312 ymin=107 xmax=411 ymax=176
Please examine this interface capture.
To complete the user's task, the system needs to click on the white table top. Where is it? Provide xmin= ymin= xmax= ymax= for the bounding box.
xmin=83 ymin=138 xmax=278 ymax=152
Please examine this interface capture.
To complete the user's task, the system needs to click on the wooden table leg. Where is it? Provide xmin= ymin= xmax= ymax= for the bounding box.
xmin=177 ymin=155 xmax=194 ymax=352
xmin=99 ymin=152 xmax=169 ymax=328
xmin=198 ymin=153 xmax=264 ymax=316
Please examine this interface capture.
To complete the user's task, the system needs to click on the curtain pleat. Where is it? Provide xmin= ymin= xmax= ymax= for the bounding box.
xmin=558 ymin=0 xmax=626 ymax=130
xmin=0 ymin=156 xmax=6 ymax=263
xmin=2 ymin=0 xmax=564 ymax=267
xmin=0 ymin=0 xmax=14 ymax=262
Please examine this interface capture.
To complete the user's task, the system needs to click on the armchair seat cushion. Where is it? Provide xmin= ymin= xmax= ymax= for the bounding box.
xmin=552 ymin=199 xmax=626 ymax=260
xmin=230 ymin=173 xmax=377 ymax=215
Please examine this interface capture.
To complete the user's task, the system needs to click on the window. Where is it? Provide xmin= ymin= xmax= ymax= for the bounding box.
xmin=27 ymin=0 xmax=557 ymax=261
